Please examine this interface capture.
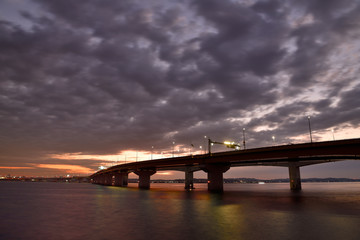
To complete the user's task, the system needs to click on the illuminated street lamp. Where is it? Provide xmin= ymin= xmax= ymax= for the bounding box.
xmin=151 ymin=146 xmax=154 ymax=160
xmin=331 ymin=129 xmax=335 ymax=141
xmin=223 ymin=141 xmax=241 ymax=150
xmin=204 ymin=136 xmax=207 ymax=154
xmin=208 ymin=139 xmax=241 ymax=154
xmin=307 ymin=116 xmax=313 ymax=143
xmin=272 ymin=135 xmax=275 ymax=143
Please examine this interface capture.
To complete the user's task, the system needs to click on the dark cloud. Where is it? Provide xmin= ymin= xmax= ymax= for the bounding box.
xmin=0 ymin=0 xmax=359 ymax=176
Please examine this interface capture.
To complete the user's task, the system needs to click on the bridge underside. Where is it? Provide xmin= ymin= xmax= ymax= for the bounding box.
xmin=92 ymin=156 xmax=360 ymax=191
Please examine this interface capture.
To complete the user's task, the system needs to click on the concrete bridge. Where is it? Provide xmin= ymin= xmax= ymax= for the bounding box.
xmin=90 ymin=138 xmax=360 ymax=192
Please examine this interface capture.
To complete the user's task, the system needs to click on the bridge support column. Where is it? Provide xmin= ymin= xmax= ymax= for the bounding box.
xmin=96 ymin=175 xmax=102 ymax=184
xmin=288 ymin=164 xmax=301 ymax=191
xmin=185 ymin=169 xmax=194 ymax=190
xmin=202 ymin=164 xmax=230 ymax=192
xmin=113 ymin=172 xmax=128 ymax=187
xmin=99 ymin=174 xmax=106 ymax=185
xmin=97 ymin=174 xmax=104 ymax=185
xmin=134 ymin=169 xmax=156 ymax=189
xmin=104 ymin=174 xmax=112 ymax=186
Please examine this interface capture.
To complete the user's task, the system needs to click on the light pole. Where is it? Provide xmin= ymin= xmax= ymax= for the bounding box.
xmin=204 ymin=136 xmax=207 ymax=154
xmin=172 ymin=141 xmax=175 ymax=157
xmin=272 ymin=135 xmax=275 ymax=144
xmin=331 ymin=129 xmax=335 ymax=140
xmin=307 ymin=116 xmax=313 ymax=143
xmin=242 ymin=128 xmax=246 ymax=149
xmin=151 ymin=146 xmax=154 ymax=160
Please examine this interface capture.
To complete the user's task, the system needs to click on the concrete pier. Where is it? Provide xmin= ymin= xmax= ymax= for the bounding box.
xmin=202 ymin=163 xmax=230 ymax=192
xmin=134 ymin=169 xmax=156 ymax=189
xmin=104 ymin=174 xmax=112 ymax=186
xmin=113 ymin=172 xmax=128 ymax=187
xmin=184 ymin=169 xmax=194 ymax=190
xmin=288 ymin=163 xmax=301 ymax=190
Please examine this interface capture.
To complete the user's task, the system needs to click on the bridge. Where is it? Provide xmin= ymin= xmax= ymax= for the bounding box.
xmin=90 ymin=138 xmax=360 ymax=192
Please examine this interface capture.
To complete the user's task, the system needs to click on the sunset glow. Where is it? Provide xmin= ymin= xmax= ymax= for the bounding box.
xmin=35 ymin=164 xmax=93 ymax=174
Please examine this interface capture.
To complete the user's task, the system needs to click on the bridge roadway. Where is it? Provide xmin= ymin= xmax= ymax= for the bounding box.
xmin=90 ymin=138 xmax=360 ymax=192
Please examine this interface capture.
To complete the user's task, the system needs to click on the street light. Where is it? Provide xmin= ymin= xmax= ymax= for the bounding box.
xmin=242 ymin=128 xmax=246 ymax=149
xmin=307 ymin=116 xmax=313 ymax=143
xmin=190 ymin=144 xmax=194 ymax=156
xmin=272 ymin=135 xmax=275 ymax=144
xmin=151 ymin=146 xmax=154 ymax=160
xmin=204 ymin=136 xmax=207 ymax=154
xmin=208 ymin=138 xmax=241 ymax=154
xmin=172 ymin=141 xmax=175 ymax=157
xmin=331 ymin=129 xmax=335 ymax=140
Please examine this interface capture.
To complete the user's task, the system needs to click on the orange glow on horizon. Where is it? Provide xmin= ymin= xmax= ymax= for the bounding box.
xmin=0 ymin=166 xmax=34 ymax=169
xmin=35 ymin=164 xmax=93 ymax=174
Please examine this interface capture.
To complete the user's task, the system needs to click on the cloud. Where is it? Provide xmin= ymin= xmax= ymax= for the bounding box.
xmin=0 ymin=0 xmax=359 ymax=176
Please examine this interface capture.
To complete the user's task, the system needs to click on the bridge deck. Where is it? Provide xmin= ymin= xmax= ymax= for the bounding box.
xmin=90 ymin=138 xmax=360 ymax=192
xmin=91 ymin=138 xmax=360 ymax=175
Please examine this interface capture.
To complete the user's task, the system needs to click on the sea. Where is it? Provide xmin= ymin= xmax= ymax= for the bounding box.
xmin=1 ymin=181 xmax=360 ymax=240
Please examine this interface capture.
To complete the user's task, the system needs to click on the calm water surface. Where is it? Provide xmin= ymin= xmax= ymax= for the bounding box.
xmin=1 ymin=182 xmax=360 ymax=240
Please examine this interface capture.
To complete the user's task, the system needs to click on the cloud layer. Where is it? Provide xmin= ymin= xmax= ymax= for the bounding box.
xmin=1 ymin=0 xmax=359 ymax=176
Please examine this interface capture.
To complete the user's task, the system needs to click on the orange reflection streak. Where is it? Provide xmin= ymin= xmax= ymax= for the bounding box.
xmin=36 ymin=164 xmax=93 ymax=174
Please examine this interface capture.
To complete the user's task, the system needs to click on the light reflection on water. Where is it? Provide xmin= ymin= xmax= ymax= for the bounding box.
xmin=1 ymin=182 xmax=360 ymax=240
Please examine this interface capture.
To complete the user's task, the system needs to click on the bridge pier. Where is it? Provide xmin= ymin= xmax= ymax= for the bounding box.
xmin=202 ymin=164 xmax=230 ymax=192
xmin=97 ymin=174 xmax=106 ymax=185
xmin=104 ymin=174 xmax=113 ymax=186
xmin=184 ymin=168 xmax=195 ymax=190
xmin=134 ymin=169 xmax=156 ymax=189
xmin=113 ymin=172 xmax=128 ymax=187
xmin=97 ymin=174 xmax=105 ymax=185
xmin=288 ymin=163 xmax=302 ymax=190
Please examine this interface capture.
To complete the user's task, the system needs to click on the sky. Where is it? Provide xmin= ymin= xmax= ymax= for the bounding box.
xmin=1 ymin=0 xmax=360 ymax=179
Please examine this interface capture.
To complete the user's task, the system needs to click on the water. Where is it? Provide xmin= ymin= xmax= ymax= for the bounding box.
xmin=1 ymin=182 xmax=360 ymax=240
